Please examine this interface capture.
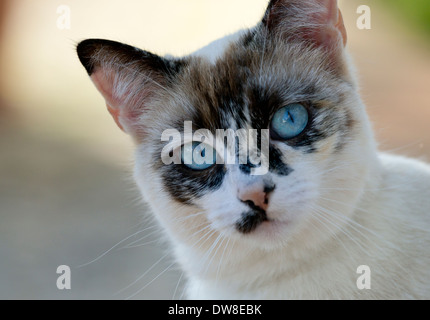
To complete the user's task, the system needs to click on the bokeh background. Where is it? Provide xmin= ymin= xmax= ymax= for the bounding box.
xmin=0 ymin=0 xmax=429 ymax=299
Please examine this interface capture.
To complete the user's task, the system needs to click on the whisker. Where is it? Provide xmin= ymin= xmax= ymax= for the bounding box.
xmin=120 ymin=227 xmax=161 ymax=249
xmin=317 ymin=203 xmax=397 ymax=250
xmin=172 ymin=272 xmax=184 ymax=300
xmin=311 ymin=209 xmax=369 ymax=254
xmin=121 ymin=239 xmax=160 ymax=249
xmin=308 ymin=207 xmax=354 ymax=260
xmin=76 ymin=224 xmax=157 ymax=268
xmin=115 ymin=251 xmax=170 ymax=296
xmin=215 ymin=236 xmax=231 ymax=285
xmin=125 ymin=261 xmax=176 ymax=300
xmin=203 ymin=234 xmax=226 ymax=276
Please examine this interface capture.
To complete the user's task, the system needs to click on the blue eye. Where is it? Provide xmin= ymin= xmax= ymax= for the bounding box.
xmin=181 ymin=142 xmax=217 ymax=171
xmin=270 ymin=103 xmax=309 ymax=140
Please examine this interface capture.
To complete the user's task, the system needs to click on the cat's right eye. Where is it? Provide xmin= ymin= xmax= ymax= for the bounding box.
xmin=270 ymin=103 xmax=309 ymax=140
xmin=181 ymin=141 xmax=217 ymax=171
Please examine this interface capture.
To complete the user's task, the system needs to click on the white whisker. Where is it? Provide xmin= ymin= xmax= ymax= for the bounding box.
xmin=172 ymin=272 xmax=184 ymax=300
xmin=76 ymin=224 xmax=157 ymax=268
xmin=115 ymin=252 xmax=170 ymax=296
xmin=125 ymin=261 xmax=176 ymax=300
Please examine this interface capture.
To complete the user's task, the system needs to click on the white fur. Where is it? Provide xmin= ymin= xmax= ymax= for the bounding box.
xmin=191 ymin=30 xmax=246 ymax=64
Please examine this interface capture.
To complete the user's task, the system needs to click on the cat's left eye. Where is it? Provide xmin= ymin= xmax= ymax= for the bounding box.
xmin=181 ymin=142 xmax=217 ymax=171
xmin=270 ymin=103 xmax=309 ymax=140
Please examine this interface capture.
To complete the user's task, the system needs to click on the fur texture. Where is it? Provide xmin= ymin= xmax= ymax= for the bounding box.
xmin=77 ymin=0 xmax=430 ymax=299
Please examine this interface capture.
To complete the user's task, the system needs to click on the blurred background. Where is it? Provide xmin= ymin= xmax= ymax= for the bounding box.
xmin=0 ymin=0 xmax=429 ymax=299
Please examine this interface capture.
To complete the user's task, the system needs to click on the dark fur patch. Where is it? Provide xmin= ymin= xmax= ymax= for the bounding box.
xmin=242 ymin=29 xmax=258 ymax=47
xmin=236 ymin=205 xmax=268 ymax=234
xmin=161 ymin=164 xmax=226 ymax=204
xmin=77 ymin=38 xmax=186 ymax=78
xmin=335 ymin=109 xmax=357 ymax=152
xmin=268 ymin=146 xmax=293 ymax=175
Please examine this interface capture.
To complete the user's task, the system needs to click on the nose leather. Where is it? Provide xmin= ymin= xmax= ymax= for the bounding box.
xmin=238 ymin=187 xmax=270 ymax=211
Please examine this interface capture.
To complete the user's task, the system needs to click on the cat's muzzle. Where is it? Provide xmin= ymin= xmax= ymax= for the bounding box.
xmin=235 ymin=203 xmax=268 ymax=234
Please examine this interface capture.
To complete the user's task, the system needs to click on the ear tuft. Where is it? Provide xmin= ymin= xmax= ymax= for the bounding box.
xmin=77 ymin=39 xmax=102 ymax=75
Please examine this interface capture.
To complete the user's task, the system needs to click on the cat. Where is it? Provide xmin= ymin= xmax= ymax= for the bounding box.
xmin=77 ymin=0 xmax=430 ymax=299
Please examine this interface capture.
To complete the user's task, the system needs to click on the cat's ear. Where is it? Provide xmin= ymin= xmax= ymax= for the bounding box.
xmin=262 ymin=0 xmax=347 ymax=49
xmin=77 ymin=39 xmax=183 ymax=137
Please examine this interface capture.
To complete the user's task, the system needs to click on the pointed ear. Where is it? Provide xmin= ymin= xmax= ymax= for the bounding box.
xmin=77 ymin=39 xmax=184 ymax=137
xmin=262 ymin=0 xmax=347 ymax=49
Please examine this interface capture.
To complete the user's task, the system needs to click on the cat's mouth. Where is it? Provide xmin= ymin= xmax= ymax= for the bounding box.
xmin=235 ymin=209 xmax=268 ymax=234
xmin=235 ymin=208 xmax=290 ymax=234
xmin=235 ymin=217 xmax=291 ymax=238
xmin=234 ymin=207 xmax=292 ymax=235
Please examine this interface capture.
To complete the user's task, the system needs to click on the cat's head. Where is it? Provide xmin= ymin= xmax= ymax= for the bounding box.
xmin=77 ymin=0 xmax=377 ymax=253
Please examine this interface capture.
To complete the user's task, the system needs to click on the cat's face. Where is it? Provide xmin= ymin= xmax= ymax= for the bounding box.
xmin=78 ymin=0 xmax=377 ymax=252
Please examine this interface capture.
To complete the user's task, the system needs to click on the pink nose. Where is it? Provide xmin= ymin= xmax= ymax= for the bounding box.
xmin=238 ymin=186 xmax=272 ymax=211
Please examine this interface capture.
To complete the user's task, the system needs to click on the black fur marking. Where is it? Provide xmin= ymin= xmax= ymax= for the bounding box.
xmin=77 ymin=38 xmax=186 ymax=77
xmin=264 ymin=184 xmax=276 ymax=194
xmin=334 ymin=110 xmax=356 ymax=152
xmin=161 ymin=164 xmax=226 ymax=204
xmin=242 ymin=29 xmax=258 ymax=47
xmin=269 ymin=146 xmax=293 ymax=176
xmin=262 ymin=0 xmax=276 ymax=25
xmin=239 ymin=161 xmax=257 ymax=175
xmin=247 ymin=86 xmax=283 ymax=131
xmin=157 ymin=111 xmax=229 ymax=204
xmin=238 ymin=146 xmax=293 ymax=177
xmin=236 ymin=205 xmax=268 ymax=234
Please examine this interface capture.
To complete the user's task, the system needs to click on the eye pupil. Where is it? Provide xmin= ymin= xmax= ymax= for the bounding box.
xmin=288 ymin=111 xmax=294 ymax=124
xmin=271 ymin=103 xmax=308 ymax=140
xmin=181 ymin=142 xmax=216 ymax=171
